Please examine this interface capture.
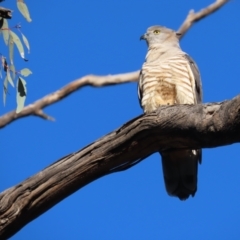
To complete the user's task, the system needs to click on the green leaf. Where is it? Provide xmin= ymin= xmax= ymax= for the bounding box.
xmin=9 ymin=34 xmax=14 ymax=64
xmin=17 ymin=1 xmax=32 ymax=22
xmin=2 ymin=57 xmax=8 ymax=72
xmin=10 ymin=30 xmax=25 ymax=59
xmin=3 ymin=76 xmax=8 ymax=106
xmin=10 ymin=64 xmax=16 ymax=80
xmin=7 ymin=69 xmax=14 ymax=87
xmin=1 ymin=58 xmax=5 ymax=76
xmin=2 ymin=19 xmax=9 ymax=45
xmin=16 ymin=77 xmax=27 ymax=113
xmin=21 ymin=32 xmax=30 ymax=53
xmin=20 ymin=68 xmax=32 ymax=77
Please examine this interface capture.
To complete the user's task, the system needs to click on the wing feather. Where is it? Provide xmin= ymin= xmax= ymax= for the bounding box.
xmin=184 ymin=54 xmax=203 ymax=104
xmin=138 ymin=70 xmax=143 ymax=108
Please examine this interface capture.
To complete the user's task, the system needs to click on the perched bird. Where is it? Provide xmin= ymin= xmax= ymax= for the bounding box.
xmin=138 ymin=26 xmax=202 ymax=200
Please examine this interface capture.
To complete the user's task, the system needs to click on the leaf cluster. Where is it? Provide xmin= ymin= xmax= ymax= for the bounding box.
xmin=0 ymin=0 xmax=31 ymax=113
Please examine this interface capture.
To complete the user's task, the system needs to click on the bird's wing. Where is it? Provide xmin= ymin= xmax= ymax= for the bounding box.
xmin=184 ymin=54 xmax=203 ymax=104
xmin=137 ymin=70 xmax=143 ymax=108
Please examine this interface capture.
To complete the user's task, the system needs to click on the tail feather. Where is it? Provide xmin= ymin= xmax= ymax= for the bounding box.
xmin=160 ymin=149 xmax=201 ymax=200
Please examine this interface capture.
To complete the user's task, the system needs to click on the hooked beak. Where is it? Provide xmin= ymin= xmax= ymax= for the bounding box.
xmin=140 ymin=33 xmax=147 ymax=41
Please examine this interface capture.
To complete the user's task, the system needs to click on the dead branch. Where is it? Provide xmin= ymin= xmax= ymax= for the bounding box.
xmin=0 ymin=0 xmax=229 ymax=128
xmin=0 ymin=71 xmax=139 ymax=128
xmin=1 ymin=95 xmax=240 ymax=239
xmin=178 ymin=0 xmax=229 ymax=37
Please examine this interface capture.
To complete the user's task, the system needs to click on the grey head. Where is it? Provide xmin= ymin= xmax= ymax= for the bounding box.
xmin=140 ymin=25 xmax=181 ymax=47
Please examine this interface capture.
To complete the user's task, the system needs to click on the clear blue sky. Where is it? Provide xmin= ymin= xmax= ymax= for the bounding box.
xmin=1 ymin=1 xmax=240 ymax=239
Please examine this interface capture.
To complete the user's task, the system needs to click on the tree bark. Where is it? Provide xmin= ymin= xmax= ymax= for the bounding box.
xmin=1 ymin=95 xmax=240 ymax=239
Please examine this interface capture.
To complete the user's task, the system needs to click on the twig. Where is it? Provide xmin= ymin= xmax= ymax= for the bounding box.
xmin=0 ymin=0 xmax=229 ymax=128
xmin=0 ymin=71 xmax=139 ymax=128
xmin=178 ymin=0 xmax=229 ymax=37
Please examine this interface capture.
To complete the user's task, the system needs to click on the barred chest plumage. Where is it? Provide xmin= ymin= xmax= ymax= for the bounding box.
xmin=139 ymin=55 xmax=195 ymax=113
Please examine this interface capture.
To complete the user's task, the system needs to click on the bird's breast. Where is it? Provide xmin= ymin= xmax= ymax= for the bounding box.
xmin=140 ymin=58 xmax=194 ymax=113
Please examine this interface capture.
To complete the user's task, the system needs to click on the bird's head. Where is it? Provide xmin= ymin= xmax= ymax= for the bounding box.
xmin=140 ymin=25 xmax=181 ymax=47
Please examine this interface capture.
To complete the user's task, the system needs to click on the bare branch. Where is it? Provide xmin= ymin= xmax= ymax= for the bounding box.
xmin=178 ymin=0 xmax=229 ymax=37
xmin=1 ymin=95 xmax=240 ymax=239
xmin=0 ymin=1 xmax=229 ymax=129
xmin=34 ymin=109 xmax=55 ymax=121
xmin=0 ymin=71 xmax=139 ymax=128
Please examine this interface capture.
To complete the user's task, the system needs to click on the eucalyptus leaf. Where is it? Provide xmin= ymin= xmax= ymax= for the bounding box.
xmin=16 ymin=77 xmax=27 ymax=113
xmin=10 ymin=30 xmax=25 ymax=59
xmin=9 ymin=34 xmax=14 ymax=64
xmin=10 ymin=64 xmax=16 ymax=80
xmin=2 ymin=58 xmax=7 ymax=72
xmin=17 ymin=2 xmax=32 ymax=22
xmin=20 ymin=68 xmax=32 ymax=77
xmin=21 ymin=32 xmax=30 ymax=53
xmin=7 ymin=69 xmax=14 ymax=87
xmin=3 ymin=75 xmax=8 ymax=106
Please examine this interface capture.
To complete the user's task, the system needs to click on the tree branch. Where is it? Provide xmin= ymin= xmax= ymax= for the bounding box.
xmin=0 ymin=71 xmax=139 ymax=128
xmin=178 ymin=0 xmax=229 ymax=37
xmin=0 ymin=0 xmax=229 ymax=128
xmin=1 ymin=95 xmax=240 ymax=239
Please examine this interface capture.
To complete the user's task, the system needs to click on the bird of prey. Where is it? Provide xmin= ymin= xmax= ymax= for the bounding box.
xmin=138 ymin=26 xmax=202 ymax=200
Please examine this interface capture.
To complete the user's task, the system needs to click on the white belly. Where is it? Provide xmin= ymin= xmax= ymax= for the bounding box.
xmin=140 ymin=59 xmax=195 ymax=113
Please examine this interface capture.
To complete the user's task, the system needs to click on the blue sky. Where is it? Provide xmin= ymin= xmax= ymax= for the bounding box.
xmin=1 ymin=0 xmax=240 ymax=239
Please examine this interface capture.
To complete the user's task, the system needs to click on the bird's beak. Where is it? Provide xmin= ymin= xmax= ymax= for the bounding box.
xmin=140 ymin=33 xmax=147 ymax=41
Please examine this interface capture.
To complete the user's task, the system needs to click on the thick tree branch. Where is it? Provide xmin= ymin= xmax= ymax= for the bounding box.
xmin=178 ymin=0 xmax=229 ymax=37
xmin=1 ymin=95 xmax=240 ymax=239
xmin=0 ymin=0 xmax=229 ymax=128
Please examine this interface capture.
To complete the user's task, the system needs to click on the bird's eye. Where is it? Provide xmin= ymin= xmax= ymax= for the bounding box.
xmin=153 ymin=30 xmax=160 ymax=34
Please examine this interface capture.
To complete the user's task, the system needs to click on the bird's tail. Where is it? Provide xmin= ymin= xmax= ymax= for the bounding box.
xmin=160 ymin=149 xmax=201 ymax=200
